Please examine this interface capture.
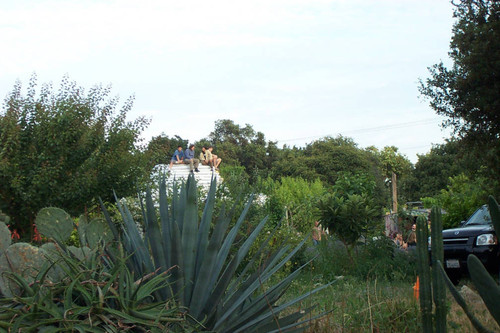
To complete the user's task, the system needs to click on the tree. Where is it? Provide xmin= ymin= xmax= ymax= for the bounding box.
xmin=146 ymin=134 xmax=187 ymax=166
xmin=409 ymin=139 xmax=476 ymax=198
xmin=419 ymin=0 xmax=500 ymax=179
xmin=271 ymin=136 xmax=377 ymax=186
xmin=206 ymin=119 xmax=271 ymax=182
xmin=421 ymin=173 xmax=489 ymax=228
xmin=420 ymin=0 xmax=500 ymax=141
xmin=260 ymin=176 xmax=325 ymax=233
xmin=318 ymin=192 xmax=379 ymax=262
xmin=317 ymin=172 xmax=381 ymax=261
xmin=0 ymin=75 xmax=149 ymax=235
xmin=369 ymin=146 xmax=413 ymax=210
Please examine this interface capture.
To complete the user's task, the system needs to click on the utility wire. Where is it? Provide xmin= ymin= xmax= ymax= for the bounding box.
xmin=277 ymin=118 xmax=439 ymax=144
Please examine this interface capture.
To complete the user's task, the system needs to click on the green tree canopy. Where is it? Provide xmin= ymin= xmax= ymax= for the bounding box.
xmin=260 ymin=176 xmax=325 ymax=233
xmin=419 ymin=0 xmax=500 ymax=181
xmin=205 ymin=119 xmax=275 ymax=181
xmin=419 ymin=0 xmax=500 ymax=142
xmin=0 ymin=75 xmax=149 ymax=234
xmin=146 ymin=134 xmax=187 ymax=166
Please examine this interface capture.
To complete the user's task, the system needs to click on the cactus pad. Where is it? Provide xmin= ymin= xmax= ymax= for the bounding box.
xmin=68 ymin=246 xmax=91 ymax=261
xmin=0 ymin=243 xmax=46 ymax=297
xmin=40 ymin=242 xmax=66 ymax=282
xmin=83 ymin=218 xmax=113 ymax=248
xmin=35 ymin=207 xmax=74 ymax=244
xmin=0 ymin=222 xmax=11 ymax=254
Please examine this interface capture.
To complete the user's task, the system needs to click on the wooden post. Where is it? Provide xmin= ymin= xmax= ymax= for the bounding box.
xmin=392 ymin=171 xmax=398 ymax=213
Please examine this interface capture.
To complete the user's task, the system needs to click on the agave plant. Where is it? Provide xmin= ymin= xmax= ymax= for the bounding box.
xmin=103 ymin=173 xmax=332 ymax=332
xmin=0 ymin=243 xmax=192 ymax=332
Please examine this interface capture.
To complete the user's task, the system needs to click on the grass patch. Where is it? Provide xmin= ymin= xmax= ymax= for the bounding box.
xmin=281 ymin=273 xmax=420 ymax=332
xmin=282 ymin=273 xmax=500 ymax=332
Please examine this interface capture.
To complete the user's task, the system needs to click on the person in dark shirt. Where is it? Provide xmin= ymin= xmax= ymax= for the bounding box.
xmin=169 ymin=146 xmax=184 ymax=168
xmin=184 ymin=144 xmax=200 ymax=172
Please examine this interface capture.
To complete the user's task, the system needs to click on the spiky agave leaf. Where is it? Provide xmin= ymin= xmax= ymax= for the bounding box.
xmin=110 ymin=172 xmax=330 ymax=332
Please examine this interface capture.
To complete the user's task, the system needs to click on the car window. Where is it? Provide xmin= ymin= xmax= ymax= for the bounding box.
xmin=464 ymin=206 xmax=491 ymax=226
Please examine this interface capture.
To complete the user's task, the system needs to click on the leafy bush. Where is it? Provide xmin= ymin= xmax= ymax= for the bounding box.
xmin=422 ymin=173 xmax=489 ymax=228
xmin=317 ymin=193 xmax=380 ymax=260
xmin=309 ymin=236 xmax=416 ymax=282
xmin=260 ymin=176 xmax=325 ymax=234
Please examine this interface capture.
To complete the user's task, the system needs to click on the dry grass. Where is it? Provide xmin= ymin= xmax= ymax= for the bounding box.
xmin=285 ymin=274 xmax=499 ymax=332
xmin=447 ymin=283 xmax=499 ymax=332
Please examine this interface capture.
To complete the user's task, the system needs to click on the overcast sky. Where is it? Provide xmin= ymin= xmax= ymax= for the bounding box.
xmin=0 ymin=0 xmax=456 ymax=163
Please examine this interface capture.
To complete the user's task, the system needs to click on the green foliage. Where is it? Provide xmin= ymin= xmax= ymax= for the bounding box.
xmin=0 ymin=74 xmax=150 ymax=235
xmin=411 ymin=139 xmax=473 ymax=198
xmin=310 ymin=236 xmax=416 ymax=282
xmin=146 ymin=134 xmax=188 ymax=166
xmin=419 ymin=0 xmax=500 ymax=182
xmin=317 ymin=191 xmax=380 ymax=254
xmin=207 ymin=119 xmax=274 ymax=182
xmin=419 ymin=0 xmax=500 ymax=142
xmin=422 ymin=173 xmax=489 ymax=228
xmin=103 ymin=174 xmax=332 ymax=332
xmin=374 ymin=146 xmax=413 ymax=178
xmin=261 ymin=176 xmax=325 ymax=233
xmin=0 ymin=245 xmax=191 ymax=332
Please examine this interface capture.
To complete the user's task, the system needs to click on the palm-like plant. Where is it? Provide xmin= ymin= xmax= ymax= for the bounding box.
xmin=104 ymin=174 xmax=332 ymax=332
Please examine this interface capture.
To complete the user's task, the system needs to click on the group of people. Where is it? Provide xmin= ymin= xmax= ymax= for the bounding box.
xmin=393 ymin=223 xmax=417 ymax=250
xmin=169 ymin=144 xmax=221 ymax=172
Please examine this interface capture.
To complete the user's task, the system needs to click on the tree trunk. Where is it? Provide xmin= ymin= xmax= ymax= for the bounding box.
xmin=392 ymin=171 xmax=398 ymax=213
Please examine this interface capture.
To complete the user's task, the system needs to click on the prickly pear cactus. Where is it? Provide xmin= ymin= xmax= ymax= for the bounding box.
xmin=77 ymin=214 xmax=89 ymax=246
xmin=35 ymin=207 xmax=74 ymax=244
xmin=0 ymin=222 xmax=11 ymax=254
xmin=0 ymin=243 xmax=47 ymax=297
xmin=40 ymin=242 xmax=66 ymax=282
xmin=0 ymin=210 xmax=10 ymax=225
xmin=68 ymin=246 xmax=92 ymax=261
xmin=83 ymin=218 xmax=113 ymax=249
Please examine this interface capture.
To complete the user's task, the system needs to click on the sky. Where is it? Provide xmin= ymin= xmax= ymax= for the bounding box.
xmin=0 ymin=0 xmax=456 ymax=163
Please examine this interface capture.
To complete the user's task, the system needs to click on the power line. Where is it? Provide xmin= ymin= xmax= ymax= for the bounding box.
xmin=277 ymin=118 xmax=440 ymax=144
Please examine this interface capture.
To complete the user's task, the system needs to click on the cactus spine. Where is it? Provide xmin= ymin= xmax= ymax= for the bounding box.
xmin=430 ymin=206 xmax=447 ymax=332
xmin=416 ymin=215 xmax=432 ymax=332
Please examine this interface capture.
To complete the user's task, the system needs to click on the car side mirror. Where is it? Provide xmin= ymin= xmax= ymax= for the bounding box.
xmin=460 ymin=220 xmax=466 ymax=226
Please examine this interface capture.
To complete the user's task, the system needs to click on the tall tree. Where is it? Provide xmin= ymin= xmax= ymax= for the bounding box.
xmin=419 ymin=0 xmax=500 ymax=180
xmin=146 ymin=134 xmax=187 ymax=166
xmin=369 ymin=146 xmax=413 ymax=209
xmin=420 ymin=0 xmax=500 ymax=141
xmin=0 ymin=75 xmax=149 ymax=234
xmin=207 ymin=119 xmax=270 ymax=181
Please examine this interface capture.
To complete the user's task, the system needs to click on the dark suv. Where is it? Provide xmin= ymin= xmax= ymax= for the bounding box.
xmin=442 ymin=205 xmax=499 ymax=279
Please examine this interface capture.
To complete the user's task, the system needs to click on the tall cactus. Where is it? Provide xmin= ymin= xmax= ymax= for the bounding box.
xmin=435 ymin=195 xmax=500 ymax=332
xmin=416 ymin=215 xmax=432 ymax=332
xmin=430 ymin=206 xmax=447 ymax=332
xmin=415 ymin=207 xmax=448 ymax=331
